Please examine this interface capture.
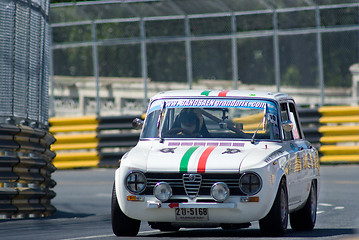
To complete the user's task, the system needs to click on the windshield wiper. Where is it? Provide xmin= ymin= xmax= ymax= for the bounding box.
xmin=251 ymin=120 xmax=263 ymax=144
xmin=251 ymin=113 xmax=266 ymax=144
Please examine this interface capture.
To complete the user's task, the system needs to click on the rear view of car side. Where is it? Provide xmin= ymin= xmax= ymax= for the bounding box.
xmin=111 ymin=90 xmax=320 ymax=237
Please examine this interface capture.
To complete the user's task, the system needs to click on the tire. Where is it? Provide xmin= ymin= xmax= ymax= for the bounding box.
xmin=290 ymin=181 xmax=317 ymax=231
xmin=111 ymin=183 xmax=140 ymax=236
xmin=259 ymin=179 xmax=288 ymax=237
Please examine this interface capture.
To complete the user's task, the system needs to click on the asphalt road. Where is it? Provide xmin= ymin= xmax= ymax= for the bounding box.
xmin=0 ymin=165 xmax=358 ymax=240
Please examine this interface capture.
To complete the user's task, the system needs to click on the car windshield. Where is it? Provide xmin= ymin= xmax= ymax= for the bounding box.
xmin=141 ymin=98 xmax=280 ymax=141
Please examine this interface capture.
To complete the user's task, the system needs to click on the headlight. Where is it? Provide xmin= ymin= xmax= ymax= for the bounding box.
xmin=125 ymin=171 xmax=147 ymax=194
xmin=153 ymin=182 xmax=172 ymax=202
xmin=211 ymin=182 xmax=230 ymax=202
xmin=239 ymin=172 xmax=262 ymax=195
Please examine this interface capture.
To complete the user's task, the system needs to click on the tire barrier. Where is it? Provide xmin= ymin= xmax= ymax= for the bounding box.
xmin=49 ymin=115 xmax=142 ymax=169
xmin=297 ymin=108 xmax=321 ymax=147
xmin=0 ymin=124 xmax=56 ymax=219
xmin=49 ymin=106 xmax=359 ymax=168
xmin=318 ymin=106 xmax=359 ymax=164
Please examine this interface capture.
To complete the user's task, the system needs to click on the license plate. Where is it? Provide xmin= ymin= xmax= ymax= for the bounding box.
xmin=175 ymin=208 xmax=209 ymax=221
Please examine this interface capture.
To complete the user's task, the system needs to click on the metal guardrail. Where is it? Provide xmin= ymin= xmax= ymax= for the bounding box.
xmin=0 ymin=124 xmax=56 ymax=218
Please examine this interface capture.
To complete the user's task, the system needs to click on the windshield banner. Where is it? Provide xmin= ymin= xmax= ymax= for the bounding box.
xmin=165 ymin=99 xmax=268 ymax=109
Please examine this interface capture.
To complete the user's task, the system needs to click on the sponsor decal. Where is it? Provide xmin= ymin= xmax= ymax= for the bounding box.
xmin=165 ymin=99 xmax=267 ymax=109
xmin=232 ymin=142 xmax=245 ymax=147
xmin=219 ymin=142 xmax=232 ymax=146
xmin=194 ymin=142 xmax=206 ymax=146
xmin=167 ymin=142 xmax=245 ymax=147
xmin=168 ymin=142 xmax=180 ymax=146
xmin=265 ymin=150 xmax=285 ymax=163
xmin=160 ymin=148 xmax=176 ymax=153
xmin=222 ymin=148 xmax=241 ymax=154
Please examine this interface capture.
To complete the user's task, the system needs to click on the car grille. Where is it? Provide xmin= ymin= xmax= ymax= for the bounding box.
xmin=182 ymin=174 xmax=202 ymax=198
xmin=143 ymin=172 xmax=245 ymax=198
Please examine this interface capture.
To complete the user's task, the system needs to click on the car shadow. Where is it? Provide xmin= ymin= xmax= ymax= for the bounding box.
xmin=139 ymin=227 xmax=356 ymax=238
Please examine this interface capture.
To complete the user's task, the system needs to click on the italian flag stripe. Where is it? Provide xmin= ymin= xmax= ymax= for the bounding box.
xmin=200 ymin=90 xmax=211 ymax=96
xmin=180 ymin=146 xmax=199 ymax=173
xmin=218 ymin=91 xmax=229 ymax=97
xmin=197 ymin=146 xmax=216 ymax=173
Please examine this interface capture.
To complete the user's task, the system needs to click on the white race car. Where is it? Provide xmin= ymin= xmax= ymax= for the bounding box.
xmin=112 ymin=90 xmax=320 ymax=237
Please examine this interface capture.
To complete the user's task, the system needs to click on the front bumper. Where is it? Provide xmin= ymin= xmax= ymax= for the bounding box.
xmin=119 ymin=195 xmax=272 ymax=224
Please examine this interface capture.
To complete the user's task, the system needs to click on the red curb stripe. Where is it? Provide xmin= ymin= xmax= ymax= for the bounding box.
xmin=218 ymin=91 xmax=229 ymax=97
xmin=197 ymin=146 xmax=216 ymax=173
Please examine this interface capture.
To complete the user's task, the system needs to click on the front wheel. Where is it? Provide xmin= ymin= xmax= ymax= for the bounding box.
xmin=111 ymin=183 xmax=140 ymax=236
xmin=259 ymin=178 xmax=288 ymax=236
xmin=290 ymin=181 xmax=317 ymax=231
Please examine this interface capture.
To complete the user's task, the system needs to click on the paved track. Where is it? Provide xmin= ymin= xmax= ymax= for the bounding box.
xmin=1 ymin=165 xmax=358 ymax=240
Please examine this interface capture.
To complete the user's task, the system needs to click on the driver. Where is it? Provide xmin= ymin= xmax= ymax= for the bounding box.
xmin=179 ymin=109 xmax=198 ymax=133
xmin=165 ymin=108 xmax=210 ymax=137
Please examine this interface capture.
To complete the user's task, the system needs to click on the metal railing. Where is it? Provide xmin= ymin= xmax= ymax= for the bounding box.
xmin=50 ymin=0 xmax=359 ymax=117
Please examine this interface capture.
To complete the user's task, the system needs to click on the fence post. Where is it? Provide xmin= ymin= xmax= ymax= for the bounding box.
xmin=185 ymin=16 xmax=193 ymax=90
xmin=315 ymin=5 xmax=325 ymax=106
xmin=272 ymin=9 xmax=280 ymax=92
xmin=91 ymin=21 xmax=100 ymax=116
xmin=350 ymin=63 xmax=359 ymax=105
xmin=231 ymin=13 xmax=238 ymax=90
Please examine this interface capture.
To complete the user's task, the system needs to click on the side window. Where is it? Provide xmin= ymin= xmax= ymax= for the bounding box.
xmin=288 ymin=102 xmax=302 ymax=139
xmin=280 ymin=103 xmax=293 ymax=141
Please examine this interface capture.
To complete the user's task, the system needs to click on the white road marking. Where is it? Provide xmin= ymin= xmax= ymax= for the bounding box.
xmin=333 ymin=206 xmax=345 ymax=210
xmin=61 ymin=234 xmax=114 ymax=240
xmin=319 ymin=203 xmax=333 ymax=207
xmin=138 ymin=229 xmax=161 ymax=235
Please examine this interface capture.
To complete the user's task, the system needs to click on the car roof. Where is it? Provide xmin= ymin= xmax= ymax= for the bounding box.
xmin=151 ymin=90 xmax=293 ymax=102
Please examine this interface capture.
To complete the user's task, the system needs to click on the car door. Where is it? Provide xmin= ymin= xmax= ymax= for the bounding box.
xmin=280 ymin=102 xmax=303 ymax=207
xmin=287 ymin=101 xmax=314 ymax=203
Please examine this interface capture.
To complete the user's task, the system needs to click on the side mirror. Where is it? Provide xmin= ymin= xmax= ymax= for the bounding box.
xmin=282 ymin=120 xmax=293 ymax=132
xmin=132 ymin=118 xmax=144 ymax=130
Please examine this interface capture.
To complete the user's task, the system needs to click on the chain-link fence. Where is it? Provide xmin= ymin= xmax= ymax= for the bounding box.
xmin=0 ymin=0 xmax=56 ymax=219
xmin=0 ymin=0 xmax=50 ymax=126
xmin=50 ymin=0 xmax=359 ymax=116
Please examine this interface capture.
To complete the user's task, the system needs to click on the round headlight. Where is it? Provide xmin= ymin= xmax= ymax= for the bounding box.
xmin=239 ymin=172 xmax=262 ymax=195
xmin=125 ymin=171 xmax=147 ymax=194
xmin=211 ymin=182 xmax=230 ymax=202
xmin=153 ymin=182 xmax=172 ymax=202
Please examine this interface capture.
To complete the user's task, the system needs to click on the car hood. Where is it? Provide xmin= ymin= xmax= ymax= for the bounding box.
xmin=139 ymin=140 xmax=282 ymax=173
